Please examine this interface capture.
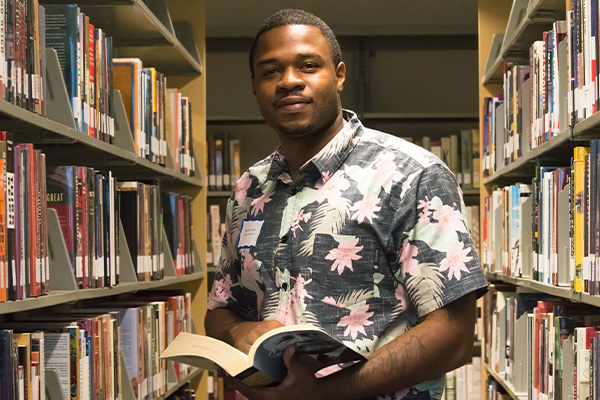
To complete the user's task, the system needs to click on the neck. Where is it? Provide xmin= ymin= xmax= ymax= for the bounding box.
xmin=280 ymin=114 xmax=346 ymax=181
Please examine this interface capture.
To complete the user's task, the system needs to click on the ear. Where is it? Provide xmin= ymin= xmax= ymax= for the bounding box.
xmin=335 ymin=62 xmax=346 ymax=92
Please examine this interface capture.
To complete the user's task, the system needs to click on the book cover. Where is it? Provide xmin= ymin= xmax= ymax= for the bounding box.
xmin=46 ymin=166 xmax=77 ymax=285
xmin=44 ymin=4 xmax=80 ymax=127
xmin=162 ymin=325 xmax=366 ymax=387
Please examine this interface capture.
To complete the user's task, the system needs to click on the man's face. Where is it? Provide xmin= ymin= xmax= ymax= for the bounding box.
xmin=251 ymin=25 xmax=346 ymax=139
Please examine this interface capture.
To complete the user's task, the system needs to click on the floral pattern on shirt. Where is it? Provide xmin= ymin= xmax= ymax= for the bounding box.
xmin=208 ymin=110 xmax=488 ymax=400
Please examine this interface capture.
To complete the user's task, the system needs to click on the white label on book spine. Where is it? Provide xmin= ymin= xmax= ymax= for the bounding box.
xmin=98 ymin=257 xmax=104 ymax=277
xmin=36 ymin=259 xmax=41 ymax=283
xmin=137 ymin=256 xmax=143 ymax=275
xmin=160 ymin=253 xmax=164 ymax=272
xmin=76 ymin=256 xmax=83 ymax=278
xmin=152 ymin=255 xmax=158 ymax=273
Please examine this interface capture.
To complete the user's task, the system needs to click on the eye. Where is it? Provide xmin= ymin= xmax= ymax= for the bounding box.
xmin=301 ymin=62 xmax=318 ymax=71
xmin=261 ymin=68 xmax=278 ymax=78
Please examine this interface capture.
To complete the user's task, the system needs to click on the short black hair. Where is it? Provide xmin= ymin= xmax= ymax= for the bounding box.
xmin=249 ymin=9 xmax=342 ymax=76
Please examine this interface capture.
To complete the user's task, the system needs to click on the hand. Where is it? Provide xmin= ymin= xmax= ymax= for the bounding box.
xmin=231 ymin=346 xmax=329 ymax=400
xmin=230 ymin=320 xmax=284 ymax=354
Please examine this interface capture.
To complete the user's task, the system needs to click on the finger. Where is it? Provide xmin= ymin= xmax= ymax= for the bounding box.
xmin=283 ymin=344 xmax=296 ymax=369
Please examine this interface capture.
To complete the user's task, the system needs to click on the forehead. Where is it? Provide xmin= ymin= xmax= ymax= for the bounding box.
xmin=254 ymin=25 xmax=333 ymax=64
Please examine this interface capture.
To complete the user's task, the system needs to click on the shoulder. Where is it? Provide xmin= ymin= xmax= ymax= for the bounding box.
xmin=357 ymin=127 xmax=449 ymax=177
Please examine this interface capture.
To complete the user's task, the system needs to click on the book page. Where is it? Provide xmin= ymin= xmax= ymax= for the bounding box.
xmin=161 ymin=332 xmax=249 ymax=377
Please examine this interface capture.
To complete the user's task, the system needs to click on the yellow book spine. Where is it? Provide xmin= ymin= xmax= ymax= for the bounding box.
xmin=574 ymin=146 xmax=590 ymax=292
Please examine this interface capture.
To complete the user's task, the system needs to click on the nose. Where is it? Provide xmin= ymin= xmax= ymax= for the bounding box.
xmin=277 ymin=67 xmax=305 ymax=91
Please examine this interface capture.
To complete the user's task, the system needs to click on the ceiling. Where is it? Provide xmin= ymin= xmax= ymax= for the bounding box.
xmin=206 ymin=0 xmax=479 ymax=38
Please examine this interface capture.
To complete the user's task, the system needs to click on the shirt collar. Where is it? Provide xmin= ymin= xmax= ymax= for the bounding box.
xmin=266 ymin=109 xmax=364 ymax=184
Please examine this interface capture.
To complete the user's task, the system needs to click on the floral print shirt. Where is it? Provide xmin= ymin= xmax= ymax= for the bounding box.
xmin=208 ymin=110 xmax=488 ymax=400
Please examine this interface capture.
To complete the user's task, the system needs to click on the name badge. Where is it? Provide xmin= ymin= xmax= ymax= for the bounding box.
xmin=238 ymin=219 xmax=265 ymax=249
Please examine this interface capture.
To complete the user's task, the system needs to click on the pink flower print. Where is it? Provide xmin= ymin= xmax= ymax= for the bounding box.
xmin=276 ymin=297 xmax=297 ymax=326
xmin=315 ymin=170 xmax=350 ymax=203
xmin=250 ymin=191 xmax=273 ymax=217
xmin=374 ymin=159 xmax=401 ymax=192
xmin=322 ymin=296 xmax=345 ymax=308
xmin=315 ymin=364 xmax=343 ymax=378
xmin=290 ymin=274 xmax=313 ymax=307
xmin=290 ymin=209 xmax=312 ymax=237
xmin=398 ymin=238 xmax=419 ymax=275
xmin=241 ymin=252 xmax=261 ymax=282
xmin=417 ymin=199 xmax=432 ymax=225
xmin=207 ymin=274 xmax=237 ymax=308
xmin=234 ymin=172 xmax=252 ymax=204
xmin=325 ymin=237 xmax=363 ymax=275
xmin=439 ymin=241 xmax=473 ymax=280
xmin=432 ymin=204 xmax=462 ymax=232
xmin=350 ymin=195 xmax=381 ymax=224
xmin=394 ymin=284 xmax=409 ymax=311
xmin=337 ymin=304 xmax=374 ymax=339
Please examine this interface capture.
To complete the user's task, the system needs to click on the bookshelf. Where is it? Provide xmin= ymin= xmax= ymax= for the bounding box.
xmin=478 ymin=0 xmax=600 ymax=399
xmin=0 ymin=0 xmax=208 ymax=400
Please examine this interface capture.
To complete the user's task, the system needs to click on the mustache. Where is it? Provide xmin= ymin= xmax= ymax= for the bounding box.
xmin=275 ymin=93 xmax=312 ymax=107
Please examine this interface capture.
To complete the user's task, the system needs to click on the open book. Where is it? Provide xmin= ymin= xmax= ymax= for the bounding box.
xmin=160 ymin=324 xmax=367 ymax=387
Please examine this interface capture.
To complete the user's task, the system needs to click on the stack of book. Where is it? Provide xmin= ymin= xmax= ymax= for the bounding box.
xmin=167 ymin=88 xmax=195 ymax=176
xmin=118 ymin=181 xmax=164 ymax=282
xmin=162 ymin=192 xmax=195 ymax=276
xmin=0 ymin=0 xmax=46 ymax=114
xmin=415 ymin=129 xmax=480 ymax=190
xmin=483 ymin=285 xmax=600 ymax=400
xmin=45 ymin=4 xmax=115 ymax=141
xmin=114 ymin=60 xmax=196 ymax=175
xmin=0 ymin=133 xmax=49 ymax=302
xmin=443 ymin=357 xmax=482 ymax=400
xmin=482 ymin=140 xmax=600 ymax=294
xmin=46 ymin=166 xmax=120 ymax=290
xmin=0 ymin=291 xmax=193 ymax=400
xmin=207 ymin=132 xmax=241 ymax=192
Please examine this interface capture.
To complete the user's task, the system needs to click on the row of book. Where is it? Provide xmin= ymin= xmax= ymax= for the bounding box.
xmin=0 ymin=0 xmax=47 ymax=114
xmin=484 ymin=284 xmax=600 ymax=400
xmin=45 ymin=4 xmax=115 ymax=142
xmin=0 ymin=291 xmax=193 ymax=400
xmin=483 ymin=1 xmax=600 ymax=177
xmin=482 ymin=140 xmax=600 ymax=294
xmin=114 ymin=60 xmax=196 ymax=175
xmin=0 ymin=4 xmax=197 ymax=172
xmin=47 ymin=166 xmax=120 ymax=291
xmin=413 ymin=129 xmax=481 ymax=190
xmin=0 ymin=168 xmax=197 ymax=302
xmin=206 ymin=132 xmax=241 ymax=192
xmin=162 ymin=192 xmax=195 ymax=277
xmin=0 ymin=134 xmax=49 ymax=301
xmin=442 ymin=357 xmax=482 ymax=400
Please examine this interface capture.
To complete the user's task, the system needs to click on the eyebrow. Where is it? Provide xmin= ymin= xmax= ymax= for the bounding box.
xmin=256 ymin=53 xmax=325 ymax=68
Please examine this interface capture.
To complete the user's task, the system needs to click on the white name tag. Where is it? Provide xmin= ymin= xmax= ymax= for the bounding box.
xmin=238 ymin=219 xmax=265 ymax=249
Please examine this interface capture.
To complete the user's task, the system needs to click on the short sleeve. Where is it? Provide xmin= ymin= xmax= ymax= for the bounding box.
xmin=395 ymin=164 xmax=488 ymax=318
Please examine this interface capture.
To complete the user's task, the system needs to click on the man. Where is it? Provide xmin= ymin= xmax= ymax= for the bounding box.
xmin=205 ymin=9 xmax=488 ymax=400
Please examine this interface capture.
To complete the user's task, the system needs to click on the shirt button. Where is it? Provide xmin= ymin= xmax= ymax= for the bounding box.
xmin=290 ymin=188 xmax=297 ymax=195
xmin=281 ymin=235 xmax=288 ymax=243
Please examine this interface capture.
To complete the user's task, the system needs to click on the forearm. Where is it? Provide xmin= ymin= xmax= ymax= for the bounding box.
xmin=320 ymin=293 xmax=476 ymax=400
xmin=205 ymin=307 xmax=285 ymax=354
xmin=204 ymin=307 xmax=247 ymax=346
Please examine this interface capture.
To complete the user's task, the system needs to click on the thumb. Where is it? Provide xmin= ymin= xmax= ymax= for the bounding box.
xmin=283 ymin=344 xmax=296 ymax=369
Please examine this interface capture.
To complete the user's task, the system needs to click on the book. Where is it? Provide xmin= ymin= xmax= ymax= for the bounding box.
xmin=161 ymin=324 xmax=366 ymax=387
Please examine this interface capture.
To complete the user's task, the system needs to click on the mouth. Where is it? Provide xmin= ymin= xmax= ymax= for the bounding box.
xmin=276 ymin=96 xmax=312 ymax=112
